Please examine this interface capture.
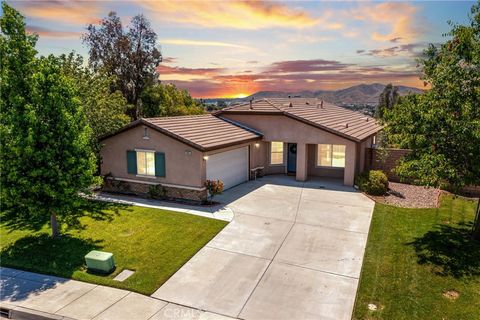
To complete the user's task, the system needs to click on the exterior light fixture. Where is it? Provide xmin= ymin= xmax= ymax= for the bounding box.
xmin=203 ymin=155 xmax=209 ymax=161
xmin=254 ymin=143 xmax=260 ymax=148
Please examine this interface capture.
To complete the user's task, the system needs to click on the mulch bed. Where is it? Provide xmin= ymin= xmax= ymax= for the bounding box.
xmin=368 ymin=182 xmax=442 ymax=208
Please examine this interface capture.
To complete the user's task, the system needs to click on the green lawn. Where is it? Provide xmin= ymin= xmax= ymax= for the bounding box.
xmin=353 ymin=195 xmax=480 ymax=320
xmin=0 ymin=202 xmax=227 ymax=295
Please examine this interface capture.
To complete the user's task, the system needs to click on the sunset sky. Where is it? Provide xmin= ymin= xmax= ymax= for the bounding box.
xmin=7 ymin=0 xmax=475 ymax=98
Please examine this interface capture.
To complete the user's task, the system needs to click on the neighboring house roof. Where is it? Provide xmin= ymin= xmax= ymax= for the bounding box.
xmin=219 ymin=98 xmax=382 ymax=142
xmin=102 ymin=114 xmax=262 ymax=151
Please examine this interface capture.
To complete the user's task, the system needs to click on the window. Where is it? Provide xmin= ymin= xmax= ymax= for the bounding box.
xmin=136 ymin=151 xmax=155 ymax=176
xmin=270 ymin=141 xmax=284 ymax=165
xmin=317 ymin=144 xmax=346 ymax=168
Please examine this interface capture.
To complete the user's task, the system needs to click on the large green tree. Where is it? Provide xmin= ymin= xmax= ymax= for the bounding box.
xmin=141 ymin=83 xmax=204 ymax=117
xmin=58 ymin=52 xmax=130 ymax=141
xmin=384 ymin=2 xmax=480 ymax=239
xmin=0 ymin=3 xmax=98 ymax=238
xmin=376 ymin=83 xmax=399 ymax=120
xmin=83 ymin=12 xmax=162 ymax=119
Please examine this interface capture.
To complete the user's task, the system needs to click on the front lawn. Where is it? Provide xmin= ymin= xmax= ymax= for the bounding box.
xmin=353 ymin=195 xmax=480 ymax=320
xmin=0 ymin=202 xmax=227 ymax=295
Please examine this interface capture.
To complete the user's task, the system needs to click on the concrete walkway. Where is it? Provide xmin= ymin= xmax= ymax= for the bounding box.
xmin=0 ymin=267 xmax=235 ymax=320
xmin=152 ymin=176 xmax=375 ymax=320
xmin=93 ymin=193 xmax=234 ymax=222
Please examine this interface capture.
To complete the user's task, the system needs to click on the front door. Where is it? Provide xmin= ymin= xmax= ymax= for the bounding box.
xmin=287 ymin=143 xmax=297 ymax=173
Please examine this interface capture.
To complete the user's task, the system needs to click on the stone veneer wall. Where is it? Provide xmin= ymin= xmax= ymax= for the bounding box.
xmin=103 ymin=178 xmax=208 ymax=203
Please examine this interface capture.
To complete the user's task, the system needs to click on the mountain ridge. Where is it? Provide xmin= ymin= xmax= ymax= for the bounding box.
xmin=243 ymin=83 xmax=423 ymax=105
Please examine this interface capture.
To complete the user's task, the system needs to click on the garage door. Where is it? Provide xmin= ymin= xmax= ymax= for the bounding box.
xmin=206 ymin=146 xmax=249 ymax=190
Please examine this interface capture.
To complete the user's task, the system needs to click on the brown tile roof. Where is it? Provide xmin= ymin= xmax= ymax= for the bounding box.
xmin=129 ymin=114 xmax=262 ymax=151
xmin=220 ymin=98 xmax=382 ymax=141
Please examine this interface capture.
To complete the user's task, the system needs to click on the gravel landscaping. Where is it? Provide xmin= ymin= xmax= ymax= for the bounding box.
xmin=369 ymin=182 xmax=441 ymax=208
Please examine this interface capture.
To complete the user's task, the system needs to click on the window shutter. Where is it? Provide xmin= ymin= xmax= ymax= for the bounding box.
xmin=127 ymin=150 xmax=137 ymax=174
xmin=155 ymin=152 xmax=166 ymax=177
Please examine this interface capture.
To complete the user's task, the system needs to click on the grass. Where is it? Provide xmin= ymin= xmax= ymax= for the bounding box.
xmin=353 ymin=194 xmax=480 ymax=320
xmin=0 ymin=202 xmax=227 ymax=295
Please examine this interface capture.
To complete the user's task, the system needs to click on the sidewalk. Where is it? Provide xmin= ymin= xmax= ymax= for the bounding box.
xmin=93 ymin=192 xmax=234 ymax=222
xmin=0 ymin=267 xmax=235 ymax=320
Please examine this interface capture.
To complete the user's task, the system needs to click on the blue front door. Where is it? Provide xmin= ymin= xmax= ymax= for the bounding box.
xmin=287 ymin=143 xmax=297 ymax=173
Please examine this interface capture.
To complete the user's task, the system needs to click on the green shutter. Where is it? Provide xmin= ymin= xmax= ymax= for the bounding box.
xmin=155 ymin=152 xmax=166 ymax=177
xmin=127 ymin=150 xmax=137 ymax=174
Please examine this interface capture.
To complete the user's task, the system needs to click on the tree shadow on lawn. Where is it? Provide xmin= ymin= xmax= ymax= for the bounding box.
xmin=408 ymin=221 xmax=480 ymax=278
xmin=0 ymin=233 xmax=103 ymax=278
xmin=1 ymin=199 xmax=130 ymax=233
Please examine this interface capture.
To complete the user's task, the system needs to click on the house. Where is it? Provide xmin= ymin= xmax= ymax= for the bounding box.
xmin=100 ymin=98 xmax=382 ymax=202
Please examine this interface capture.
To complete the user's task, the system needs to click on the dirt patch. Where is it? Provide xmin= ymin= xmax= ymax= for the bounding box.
xmin=442 ymin=290 xmax=460 ymax=301
xmin=369 ymin=182 xmax=441 ymax=208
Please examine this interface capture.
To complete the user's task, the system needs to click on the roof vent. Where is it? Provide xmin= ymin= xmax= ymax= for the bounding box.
xmin=345 ymin=123 xmax=349 ymax=128
xmin=321 ymin=100 xmax=324 ymax=108
xmin=289 ymin=102 xmax=293 ymax=108
xmin=249 ymin=98 xmax=253 ymax=110
xmin=306 ymin=101 xmax=310 ymax=105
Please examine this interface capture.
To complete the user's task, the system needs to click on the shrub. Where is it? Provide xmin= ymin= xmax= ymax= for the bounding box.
xmin=355 ymin=170 xmax=389 ymax=196
xmin=205 ymin=179 xmax=224 ymax=203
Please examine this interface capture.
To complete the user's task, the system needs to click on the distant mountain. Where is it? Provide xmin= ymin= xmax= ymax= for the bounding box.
xmin=244 ymin=83 xmax=423 ymax=106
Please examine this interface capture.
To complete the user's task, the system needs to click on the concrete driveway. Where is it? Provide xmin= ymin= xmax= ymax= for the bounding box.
xmin=152 ymin=175 xmax=375 ymax=320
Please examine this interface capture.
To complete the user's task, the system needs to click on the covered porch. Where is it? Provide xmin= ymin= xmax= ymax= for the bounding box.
xmin=250 ymin=140 xmax=357 ymax=186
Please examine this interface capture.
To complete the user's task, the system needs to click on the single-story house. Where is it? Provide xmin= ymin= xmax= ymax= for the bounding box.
xmin=100 ymin=98 xmax=382 ymax=202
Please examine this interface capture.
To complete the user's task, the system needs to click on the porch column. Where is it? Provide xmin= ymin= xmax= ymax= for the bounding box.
xmin=296 ymin=143 xmax=308 ymax=181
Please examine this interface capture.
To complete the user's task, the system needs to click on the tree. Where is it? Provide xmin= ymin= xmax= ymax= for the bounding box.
xmin=83 ymin=12 xmax=162 ymax=119
xmin=384 ymin=2 xmax=480 ymax=239
xmin=58 ymin=53 xmax=130 ymax=141
xmin=0 ymin=4 xmax=98 ymax=238
xmin=376 ymin=83 xmax=399 ymax=120
xmin=141 ymin=83 xmax=204 ymax=117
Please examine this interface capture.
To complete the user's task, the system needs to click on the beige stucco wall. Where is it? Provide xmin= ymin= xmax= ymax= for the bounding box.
xmin=358 ymin=135 xmax=374 ymax=173
xmin=222 ymin=114 xmax=359 ymax=185
xmin=307 ymin=144 xmax=344 ymax=178
xmin=100 ymin=125 xmax=204 ymax=188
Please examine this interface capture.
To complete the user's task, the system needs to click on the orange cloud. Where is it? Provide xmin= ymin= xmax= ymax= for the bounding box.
xmin=26 ymin=26 xmax=81 ymax=39
xmin=352 ymin=2 xmax=420 ymax=42
xmin=137 ymin=0 xmax=321 ymax=29
xmin=158 ymin=58 xmax=423 ymax=98
xmin=161 ymin=39 xmax=251 ymax=49
xmin=13 ymin=1 xmax=101 ymax=25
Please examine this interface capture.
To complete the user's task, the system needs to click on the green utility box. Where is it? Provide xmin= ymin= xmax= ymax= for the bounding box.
xmin=85 ymin=250 xmax=115 ymax=274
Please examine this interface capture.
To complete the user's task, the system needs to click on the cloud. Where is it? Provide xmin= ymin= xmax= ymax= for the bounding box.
xmin=357 ymin=43 xmax=425 ymax=57
xmin=26 ymin=25 xmax=81 ymax=38
xmin=137 ymin=0 xmax=322 ymax=29
xmin=12 ymin=0 xmax=101 ymax=25
xmin=162 ymin=57 xmax=177 ymax=63
xmin=158 ymin=58 xmax=422 ymax=97
xmin=161 ymin=39 xmax=251 ymax=50
xmin=352 ymin=2 xmax=421 ymax=42
xmin=268 ymin=59 xmax=351 ymax=73
xmin=157 ymin=65 xmax=225 ymax=76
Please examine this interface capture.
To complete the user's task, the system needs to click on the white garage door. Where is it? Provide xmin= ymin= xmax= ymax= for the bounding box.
xmin=206 ymin=146 xmax=249 ymax=190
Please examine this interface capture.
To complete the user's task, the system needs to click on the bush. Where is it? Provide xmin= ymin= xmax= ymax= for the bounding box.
xmin=355 ymin=170 xmax=389 ymax=196
xmin=205 ymin=179 xmax=224 ymax=203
